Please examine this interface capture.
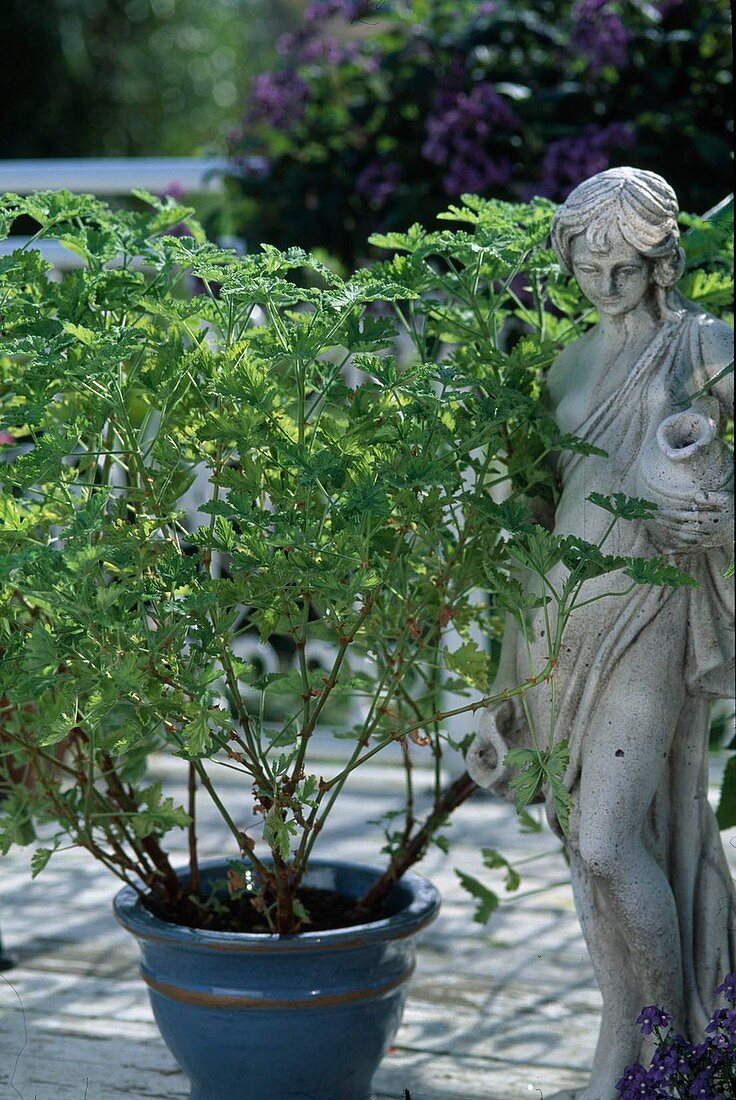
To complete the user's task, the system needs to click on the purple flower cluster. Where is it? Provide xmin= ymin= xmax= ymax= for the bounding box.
xmin=530 ymin=121 xmax=635 ymax=200
xmin=422 ymin=81 xmax=519 ymax=196
xmin=247 ymin=70 xmax=310 ymax=130
xmin=276 ymin=1 xmax=378 ymax=70
xmin=616 ymin=973 xmax=736 ymax=1100
xmin=354 ymin=159 xmax=402 ymax=208
xmin=572 ymin=0 xmax=630 ymax=73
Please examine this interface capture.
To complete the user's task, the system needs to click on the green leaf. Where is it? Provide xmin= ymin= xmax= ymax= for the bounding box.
xmin=716 ymin=755 xmax=736 ymax=830
xmin=368 ymin=223 xmax=426 ymax=254
xmin=545 ymin=740 xmax=571 ymax=835
xmin=181 ymin=712 xmax=213 ymax=757
xmin=624 ymin=557 xmax=698 ymax=589
xmin=213 ymin=516 xmax=238 ymax=552
xmin=481 ymin=848 xmax=520 ymax=892
xmin=518 ymin=808 xmax=543 ymax=834
xmin=487 ymin=574 xmax=548 ymax=622
xmin=21 ymin=623 xmax=59 ymax=676
xmin=587 ymin=492 xmax=658 ymax=521
xmin=504 ymin=748 xmax=538 ymax=767
xmin=31 ymin=845 xmax=58 ymax=878
xmin=0 ymin=788 xmax=36 ymax=849
xmin=445 ymin=640 xmax=490 ymax=691
xmin=352 ymin=353 xmax=399 ymax=386
xmin=131 ymin=783 xmax=190 ymax=838
xmin=561 ymin=537 xmax=627 ymax=582
xmin=508 ymin=756 xmax=545 ymax=814
xmin=0 ymin=495 xmax=29 ymax=532
xmin=507 ymin=526 xmax=566 ymax=576
xmin=264 ymin=810 xmax=298 ymax=863
xmin=342 ymin=479 xmax=390 ymax=522
xmin=454 ymin=869 xmax=500 ymax=925
xmin=62 ymin=321 xmax=97 ymax=346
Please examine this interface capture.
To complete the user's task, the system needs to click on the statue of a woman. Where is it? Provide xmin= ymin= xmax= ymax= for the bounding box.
xmin=467 ymin=167 xmax=734 ymax=1099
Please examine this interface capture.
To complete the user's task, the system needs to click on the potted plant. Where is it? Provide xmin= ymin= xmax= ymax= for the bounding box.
xmin=0 ymin=189 xmax=700 ymax=1099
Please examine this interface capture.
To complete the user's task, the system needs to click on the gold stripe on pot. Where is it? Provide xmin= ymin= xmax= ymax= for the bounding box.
xmin=141 ymin=961 xmax=416 ymax=1010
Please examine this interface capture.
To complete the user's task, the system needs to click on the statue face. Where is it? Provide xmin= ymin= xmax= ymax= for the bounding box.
xmin=570 ymin=230 xmax=650 ymax=317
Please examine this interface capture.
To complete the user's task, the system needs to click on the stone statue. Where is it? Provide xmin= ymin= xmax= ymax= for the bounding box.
xmin=467 ymin=167 xmax=735 ymax=1099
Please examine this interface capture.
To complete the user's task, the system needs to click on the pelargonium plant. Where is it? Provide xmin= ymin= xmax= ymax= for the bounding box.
xmin=0 ymin=188 xmax=704 ymax=935
xmin=220 ymin=0 xmax=732 ymax=268
xmin=616 ymin=974 xmax=736 ymax=1099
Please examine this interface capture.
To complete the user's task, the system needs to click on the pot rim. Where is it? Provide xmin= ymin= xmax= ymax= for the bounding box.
xmin=113 ymin=857 xmax=440 ymax=953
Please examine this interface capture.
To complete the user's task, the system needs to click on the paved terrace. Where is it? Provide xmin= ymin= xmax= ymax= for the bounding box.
xmin=1 ymin=751 xmax=733 ymax=1100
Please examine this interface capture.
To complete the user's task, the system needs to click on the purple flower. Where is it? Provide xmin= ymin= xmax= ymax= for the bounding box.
xmin=688 ymin=1070 xmax=715 ymax=1099
xmin=301 ymin=35 xmax=341 ymax=63
xmin=715 ymin=972 xmax=736 ymax=1005
xmin=706 ymin=1007 xmax=736 ymax=1041
xmin=0 ymin=431 xmax=15 ymax=446
xmin=528 ymin=121 xmax=635 ymax=200
xmin=159 ymin=182 xmax=192 ymax=238
xmin=637 ymin=1005 xmax=673 ymax=1037
xmin=651 ymin=1034 xmax=694 ymax=1076
xmin=422 ymin=80 xmax=519 ymax=196
xmin=616 ymin=1063 xmax=667 ymax=1099
xmin=354 ymin=159 xmax=402 ymax=208
xmin=161 ymin=181 xmax=185 ymax=201
xmin=277 ymin=14 xmax=373 ymax=68
xmin=572 ymin=0 xmax=630 ymax=73
xmin=247 ymin=70 xmax=310 ymax=130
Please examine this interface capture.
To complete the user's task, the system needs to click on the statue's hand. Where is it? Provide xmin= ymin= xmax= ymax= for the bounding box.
xmin=650 ymin=488 xmax=734 ymax=552
xmin=466 ymin=698 xmax=517 ymax=793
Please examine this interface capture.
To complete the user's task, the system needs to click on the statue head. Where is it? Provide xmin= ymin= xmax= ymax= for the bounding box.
xmin=550 ymin=167 xmax=686 ymax=316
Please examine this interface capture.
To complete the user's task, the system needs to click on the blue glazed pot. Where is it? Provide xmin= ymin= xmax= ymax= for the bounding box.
xmin=114 ymin=858 xmax=440 ymax=1100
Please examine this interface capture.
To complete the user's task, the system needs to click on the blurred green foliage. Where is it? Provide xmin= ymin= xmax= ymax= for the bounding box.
xmin=2 ymin=0 xmax=300 ymax=157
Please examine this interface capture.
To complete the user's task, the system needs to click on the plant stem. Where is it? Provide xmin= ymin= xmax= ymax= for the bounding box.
xmin=188 ymin=762 xmax=200 ymax=900
xmin=358 ymin=770 xmax=477 ymax=913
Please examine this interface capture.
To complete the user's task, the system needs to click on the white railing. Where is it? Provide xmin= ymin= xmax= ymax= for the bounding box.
xmin=0 ymin=156 xmax=231 ymax=196
xmin=0 ymin=156 xmax=237 ymax=268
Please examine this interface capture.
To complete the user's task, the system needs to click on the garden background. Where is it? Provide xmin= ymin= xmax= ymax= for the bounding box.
xmin=5 ymin=0 xmax=732 ymax=264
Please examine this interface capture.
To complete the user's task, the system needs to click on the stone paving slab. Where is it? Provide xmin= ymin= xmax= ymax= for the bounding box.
xmin=1 ymin=753 xmax=732 ymax=1099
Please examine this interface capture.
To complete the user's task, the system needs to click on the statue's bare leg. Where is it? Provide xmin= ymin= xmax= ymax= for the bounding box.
xmin=569 ymin=852 xmax=643 ymax=1073
xmin=543 ymin=857 xmax=644 ymax=1100
xmin=564 ymin=633 xmax=687 ymax=1099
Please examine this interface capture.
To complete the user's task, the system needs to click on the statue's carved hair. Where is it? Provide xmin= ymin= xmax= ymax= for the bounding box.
xmin=551 ymin=167 xmax=686 ymax=289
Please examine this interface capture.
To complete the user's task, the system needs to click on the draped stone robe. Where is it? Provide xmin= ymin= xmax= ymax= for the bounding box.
xmin=515 ymin=306 xmax=735 ymax=1038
